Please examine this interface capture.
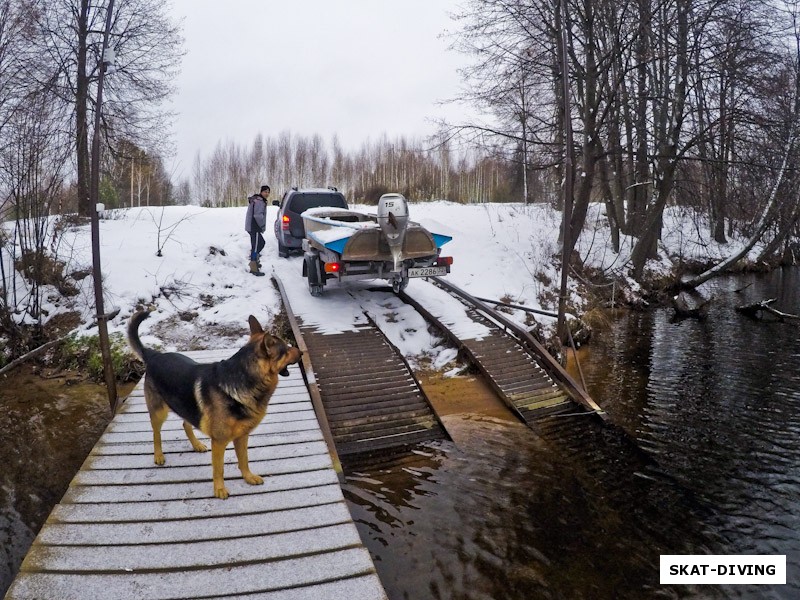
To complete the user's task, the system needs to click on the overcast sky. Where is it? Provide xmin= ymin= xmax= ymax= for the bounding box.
xmin=167 ymin=0 xmax=469 ymax=180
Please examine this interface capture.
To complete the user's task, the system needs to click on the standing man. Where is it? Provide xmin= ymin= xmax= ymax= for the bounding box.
xmin=245 ymin=185 xmax=270 ymax=276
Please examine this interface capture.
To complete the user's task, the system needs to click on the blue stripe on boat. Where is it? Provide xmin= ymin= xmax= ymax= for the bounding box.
xmin=324 ymin=237 xmax=349 ymax=254
xmin=307 ymin=230 xmax=353 ymax=255
xmin=432 ymin=234 xmax=452 ymax=248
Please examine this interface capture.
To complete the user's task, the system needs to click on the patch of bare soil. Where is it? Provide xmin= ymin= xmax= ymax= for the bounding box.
xmin=149 ymin=315 xmax=247 ymax=351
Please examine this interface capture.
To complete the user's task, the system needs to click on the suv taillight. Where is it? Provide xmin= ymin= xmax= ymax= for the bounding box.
xmin=281 ymin=215 xmax=290 ymax=231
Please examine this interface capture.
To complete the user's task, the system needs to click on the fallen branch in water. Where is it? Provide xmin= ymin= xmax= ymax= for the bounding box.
xmin=0 ymin=333 xmax=72 ymax=377
xmin=735 ymin=298 xmax=800 ymax=322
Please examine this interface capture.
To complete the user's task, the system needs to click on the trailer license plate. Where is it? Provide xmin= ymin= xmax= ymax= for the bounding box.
xmin=408 ymin=266 xmax=447 ymax=277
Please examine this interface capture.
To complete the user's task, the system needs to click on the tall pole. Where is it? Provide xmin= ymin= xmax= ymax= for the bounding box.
xmin=90 ymin=0 xmax=118 ymax=413
xmin=557 ymin=0 xmax=574 ymax=344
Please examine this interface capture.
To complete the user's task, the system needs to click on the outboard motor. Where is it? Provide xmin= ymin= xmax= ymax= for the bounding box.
xmin=377 ymin=193 xmax=409 ymax=271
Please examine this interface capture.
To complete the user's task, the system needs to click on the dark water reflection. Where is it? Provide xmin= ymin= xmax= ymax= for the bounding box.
xmin=589 ymin=268 xmax=800 ymax=594
xmin=0 ymin=370 xmax=112 ymax=596
xmin=344 ymin=267 xmax=799 ymax=599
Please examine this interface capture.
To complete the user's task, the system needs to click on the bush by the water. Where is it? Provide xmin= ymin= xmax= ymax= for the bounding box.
xmin=59 ymin=333 xmax=143 ymax=382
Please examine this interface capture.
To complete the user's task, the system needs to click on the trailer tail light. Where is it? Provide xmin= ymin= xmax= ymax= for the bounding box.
xmin=436 ymin=256 xmax=453 ymax=266
xmin=281 ymin=215 xmax=290 ymax=230
xmin=324 ymin=262 xmax=341 ymax=273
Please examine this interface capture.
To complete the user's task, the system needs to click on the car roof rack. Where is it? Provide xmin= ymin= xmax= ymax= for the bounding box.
xmin=328 ymin=186 xmax=338 ymax=192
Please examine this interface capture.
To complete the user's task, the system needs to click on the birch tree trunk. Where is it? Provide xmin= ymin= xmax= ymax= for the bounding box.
xmin=682 ymin=129 xmax=796 ymax=288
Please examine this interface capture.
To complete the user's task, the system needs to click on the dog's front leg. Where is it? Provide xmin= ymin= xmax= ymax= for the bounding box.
xmin=211 ymin=439 xmax=229 ymax=499
xmin=234 ymin=435 xmax=264 ymax=486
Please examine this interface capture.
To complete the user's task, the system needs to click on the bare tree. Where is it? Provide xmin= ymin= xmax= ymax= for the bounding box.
xmin=26 ymin=0 xmax=183 ymax=216
xmin=683 ymin=2 xmax=800 ymax=287
xmin=0 ymin=90 xmax=72 ymax=353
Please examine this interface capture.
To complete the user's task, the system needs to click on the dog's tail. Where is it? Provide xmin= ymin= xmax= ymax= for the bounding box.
xmin=128 ymin=309 xmax=154 ymax=363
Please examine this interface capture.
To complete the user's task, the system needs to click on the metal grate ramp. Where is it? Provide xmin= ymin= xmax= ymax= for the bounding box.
xmin=301 ymin=325 xmax=448 ymax=458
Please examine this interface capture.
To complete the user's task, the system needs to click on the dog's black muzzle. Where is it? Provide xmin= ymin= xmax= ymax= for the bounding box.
xmin=279 ymin=351 xmax=303 ymax=377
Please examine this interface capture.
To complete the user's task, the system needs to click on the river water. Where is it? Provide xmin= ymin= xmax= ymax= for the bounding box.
xmin=343 ymin=267 xmax=800 ymax=599
xmin=0 ymin=370 xmax=115 ymax=596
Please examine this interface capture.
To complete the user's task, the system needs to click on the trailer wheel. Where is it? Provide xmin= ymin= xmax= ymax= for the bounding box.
xmin=305 ymin=253 xmax=324 ymax=296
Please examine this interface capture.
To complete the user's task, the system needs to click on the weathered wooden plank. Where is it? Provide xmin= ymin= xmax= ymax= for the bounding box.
xmin=331 ymin=417 xmax=439 ymax=438
xmin=37 ymin=501 xmax=353 ymax=545
xmin=116 ymin=392 xmax=310 ymax=415
xmin=89 ymin=428 xmax=324 ymax=456
xmin=114 ymin=394 xmax=313 ymax=427
xmin=50 ymin=483 xmax=344 ymax=523
xmin=24 ymin=523 xmax=363 ymax=572
xmin=84 ymin=440 xmax=329 ymax=470
xmin=73 ymin=453 xmax=332 ymax=485
xmin=337 ymin=429 xmax=444 ymax=456
xmin=106 ymin=408 xmax=316 ymax=433
xmin=222 ymin=575 xmax=388 ymax=600
xmin=8 ymin=548 xmax=381 ymax=600
xmin=63 ymin=469 xmax=339 ymax=504
xmin=97 ymin=418 xmax=320 ymax=444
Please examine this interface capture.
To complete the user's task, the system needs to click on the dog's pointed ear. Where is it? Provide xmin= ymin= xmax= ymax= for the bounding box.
xmin=248 ymin=315 xmax=264 ymax=335
xmin=262 ymin=333 xmax=281 ymax=359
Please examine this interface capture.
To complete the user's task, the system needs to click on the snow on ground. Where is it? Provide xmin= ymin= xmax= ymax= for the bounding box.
xmin=2 ymin=200 xmax=759 ymax=367
xmin=577 ymin=203 xmax=754 ymax=275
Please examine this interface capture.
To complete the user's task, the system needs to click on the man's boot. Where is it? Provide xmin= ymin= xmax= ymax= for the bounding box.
xmin=249 ymin=260 xmax=265 ymax=276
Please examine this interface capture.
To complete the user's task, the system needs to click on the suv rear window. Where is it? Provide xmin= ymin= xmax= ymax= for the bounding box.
xmin=288 ymin=193 xmax=347 ymax=213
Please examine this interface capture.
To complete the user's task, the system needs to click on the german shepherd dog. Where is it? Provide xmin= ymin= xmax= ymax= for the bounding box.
xmin=127 ymin=310 xmax=303 ymax=499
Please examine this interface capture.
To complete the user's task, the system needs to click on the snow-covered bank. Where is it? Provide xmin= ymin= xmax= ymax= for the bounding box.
xmin=1 ymin=201 xmax=766 ymax=366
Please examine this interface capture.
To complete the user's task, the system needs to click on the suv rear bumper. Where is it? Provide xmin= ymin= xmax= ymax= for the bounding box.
xmin=279 ymin=234 xmax=303 ymax=249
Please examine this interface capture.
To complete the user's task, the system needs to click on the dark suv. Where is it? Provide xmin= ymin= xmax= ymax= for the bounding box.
xmin=273 ymin=187 xmax=348 ymax=257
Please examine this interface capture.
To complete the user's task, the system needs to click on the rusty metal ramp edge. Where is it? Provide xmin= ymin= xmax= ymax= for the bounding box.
xmin=301 ymin=324 xmax=449 ymax=460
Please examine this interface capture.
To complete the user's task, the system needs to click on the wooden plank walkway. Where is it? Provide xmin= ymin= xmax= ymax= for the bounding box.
xmin=5 ymin=350 xmax=387 ymax=600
